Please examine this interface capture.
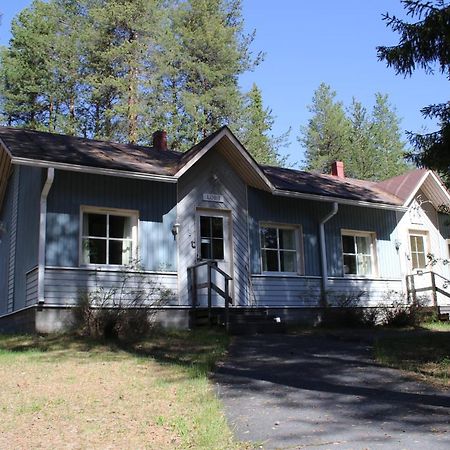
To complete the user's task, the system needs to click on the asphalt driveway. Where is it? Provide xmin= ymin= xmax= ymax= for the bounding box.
xmin=213 ymin=333 xmax=450 ymax=449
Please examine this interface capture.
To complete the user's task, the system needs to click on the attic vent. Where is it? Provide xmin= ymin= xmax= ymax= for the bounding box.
xmin=152 ymin=130 xmax=167 ymax=151
xmin=331 ymin=161 xmax=344 ymax=178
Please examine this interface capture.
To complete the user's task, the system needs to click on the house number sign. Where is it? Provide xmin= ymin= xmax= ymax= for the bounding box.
xmin=203 ymin=193 xmax=224 ymax=203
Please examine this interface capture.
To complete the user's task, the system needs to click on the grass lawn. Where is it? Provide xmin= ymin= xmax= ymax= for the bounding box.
xmin=0 ymin=329 xmax=240 ymax=449
xmin=374 ymin=322 xmax=450 ymax=388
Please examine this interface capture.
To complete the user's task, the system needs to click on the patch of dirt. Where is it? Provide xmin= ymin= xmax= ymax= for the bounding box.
xmin=0 ymin=357 xmax=181 ymax=449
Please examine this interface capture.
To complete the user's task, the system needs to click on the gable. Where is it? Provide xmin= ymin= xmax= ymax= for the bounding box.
xmin=175 ymin=127 xmax=273 ymax=192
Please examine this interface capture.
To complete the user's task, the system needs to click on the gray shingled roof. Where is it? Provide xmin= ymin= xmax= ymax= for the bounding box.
xmin=0 ymin=126 xmax=407 ymax=206
xmin=0 ymin=126 xmax=181 ymax=176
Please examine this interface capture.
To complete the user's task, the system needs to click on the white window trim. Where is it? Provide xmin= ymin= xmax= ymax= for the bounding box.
xmin=79 ymin=206 xmax=139 ymax=268
xmin=341 ymin=229 xmax=378 ymax=278
xmin=259 ymin=222 xmax=304 ymax=275
xmin=408 ymin=229 xmax=430 ymax=271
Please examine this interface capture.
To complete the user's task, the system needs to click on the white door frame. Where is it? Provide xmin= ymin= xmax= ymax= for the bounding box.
xmin=195 ymin=207 xmax=235 ymax=304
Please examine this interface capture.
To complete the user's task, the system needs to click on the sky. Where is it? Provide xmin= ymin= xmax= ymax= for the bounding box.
xmin=0 ymin=0 xmax=448 ymax=166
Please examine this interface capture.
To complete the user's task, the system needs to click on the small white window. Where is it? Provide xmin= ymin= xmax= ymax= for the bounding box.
xmin=341 ymin=231 xmax=376 ymax=276
xmin=81 ymin=208 xmax=138 ymax=266
xmin=409 ymin=231 xmax=428 ymax=270
xmin=260 ymin=225 xmax=300 ymax=273
xmin=199 ymin=216 xmax=224 ymax=260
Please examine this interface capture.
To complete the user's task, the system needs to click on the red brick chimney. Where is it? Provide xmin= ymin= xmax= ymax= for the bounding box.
xmin=152 ymin=130 xmax=167 ymax=150
xmin=331 ymin=161 xmax=345 ymax=178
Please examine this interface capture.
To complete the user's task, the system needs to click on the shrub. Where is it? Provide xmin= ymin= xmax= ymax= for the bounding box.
xmin=320 ymin=292 xmax=380 ymax=328
xmin=380 ymin=295 xmax=428 ymax=327
xmin=74 ymin=261 xmax=173 ymax=340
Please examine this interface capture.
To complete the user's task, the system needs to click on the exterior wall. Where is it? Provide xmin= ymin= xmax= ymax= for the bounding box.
xmin=14 ymin=166 xmax=41 ymax=310
xmin=43 ymin=170 xmax=178 ymax=306
xmin=396 ymin=190 xmax=450 ymax=305
xmin=0 ymin=169 xmax=15 ymax=315
xmin=0 ymin=166 xmax=41 ymax=315
xmin=46 ymin=170 xmax=177 ymax=272
xmin=43 ymin=267 xmax=178 ymax=306
xmin=178 ymin=149 xmax=250 ymax=306
xmin=248 ymin=188 xmax=404 ymax=306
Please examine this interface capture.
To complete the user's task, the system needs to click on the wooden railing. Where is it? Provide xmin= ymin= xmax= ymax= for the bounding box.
xmin=406 ymin=271 xmax=450 ymax=312
xmin=187 ymin=260 xmax=233 ymax=328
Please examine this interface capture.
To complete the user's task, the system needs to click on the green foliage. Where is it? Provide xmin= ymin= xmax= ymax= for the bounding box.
xmin=0 ymin=0 xmax=261 ymax=150
xmin=299 ymin=83 xmax=409 ymax=180
xmin=299 ymin=83 xmax=351 ymax=174
xmin=377 ymin=0 xmax=450 ymax=180
xmin=238 ymin=83 xmax=289 ymax=166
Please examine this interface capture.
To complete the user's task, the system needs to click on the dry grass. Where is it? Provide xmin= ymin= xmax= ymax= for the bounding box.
xmin=0 ymin=330 xmax=238 ymax=449
xmin=374 ymin=323 xmax=450 ymax=388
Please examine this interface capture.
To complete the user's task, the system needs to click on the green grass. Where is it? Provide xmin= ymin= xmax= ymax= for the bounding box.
xmin=374 ymin=323 xmax=450 ymax=387
xmin=0 ymin=329 xmax=241 ymax=449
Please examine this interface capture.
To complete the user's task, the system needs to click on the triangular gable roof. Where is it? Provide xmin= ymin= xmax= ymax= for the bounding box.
xmin=175 ymin=126 xmax=274 ymax=192
xmin=375 ymin=169 xmax=450 ymax=209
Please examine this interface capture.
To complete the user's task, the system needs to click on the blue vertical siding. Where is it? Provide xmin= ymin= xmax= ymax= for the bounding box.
xmin=46 ymin=170 xmax=177 ymax=271
xmin=248 ymin=187 xmax=403 ymax=278
xmin=324 ymin=204 xmax=402 ymax=278
xmin=0 ymin=169 xmax=14 ymax=314
xmin=14 ymin=166 xmax=42 ymax=309
xmin=248 ymin=188 xmax=329 ymax=275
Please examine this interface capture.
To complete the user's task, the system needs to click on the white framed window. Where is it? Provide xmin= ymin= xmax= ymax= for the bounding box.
xmin=409 ymin=230 xmax=429 ymax=270
xmin=341 ymin=230 xmax=377 ymax=276
xmin=199 ymin=215 xmax=224 ymax=260
xmin=260 ymin=224 xmax=302 ymax=274
xmin=80 ymin=207 xmax=138 ymax=266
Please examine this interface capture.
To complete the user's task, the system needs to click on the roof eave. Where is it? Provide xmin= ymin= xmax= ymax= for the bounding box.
xmin=273 ymin=188 xmax=407 ymax=211
xmin=11 ymin=157 xmax=178 ymax=183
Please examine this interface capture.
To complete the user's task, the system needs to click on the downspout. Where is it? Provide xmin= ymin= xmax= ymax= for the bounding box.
xmin=319 ymin=202 xmax=338 ymax=306
xmin=38 ymin=168 xmax=54 ymax=304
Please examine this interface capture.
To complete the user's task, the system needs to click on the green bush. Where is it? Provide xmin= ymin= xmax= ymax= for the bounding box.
xmin=74 ymin=262 xmax=173 ymax=340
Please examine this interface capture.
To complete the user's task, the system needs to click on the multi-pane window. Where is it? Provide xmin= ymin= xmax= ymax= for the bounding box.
xmin=342 ymin=232 xmax=374 ymax=276
xmin=409 ymin=233 xmax=427 ymax=269
xmin=260 ymin=226 xmax=298 ymax=273
xmin=200 ymin=216 xmax=224 ymax=260
xmin=81 ymin=209 xmax=136 ymax=265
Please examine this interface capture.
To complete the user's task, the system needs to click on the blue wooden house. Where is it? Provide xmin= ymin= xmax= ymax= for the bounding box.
xmin=0 ymin=126 xmax=449 ymax=332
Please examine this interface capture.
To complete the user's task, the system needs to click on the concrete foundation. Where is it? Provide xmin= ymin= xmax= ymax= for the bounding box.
xmin=0 ymin=306 xmax=191 ymax=334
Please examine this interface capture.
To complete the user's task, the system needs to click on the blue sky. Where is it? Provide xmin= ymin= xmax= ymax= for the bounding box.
xmin=1 ymin=1 xmax=447 ymax=166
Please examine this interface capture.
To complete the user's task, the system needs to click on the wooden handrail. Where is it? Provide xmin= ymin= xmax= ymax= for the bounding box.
xmin=406 ymin=271 xmax=450 ymax=316
xmin=188 ymin=260 xmax=233 ymax=329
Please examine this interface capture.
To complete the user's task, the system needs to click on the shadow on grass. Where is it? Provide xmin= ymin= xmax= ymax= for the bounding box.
xmin=0 ymin=328 xmax=230 ymax=378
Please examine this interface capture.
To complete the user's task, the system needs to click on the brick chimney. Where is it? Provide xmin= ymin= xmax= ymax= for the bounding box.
xmin=331 ymin=161 xmax=345 ymax=178
xmin=152 ymin=130 xmax=167 ymax=150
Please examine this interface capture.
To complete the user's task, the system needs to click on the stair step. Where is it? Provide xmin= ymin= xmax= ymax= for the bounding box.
xmin=227 ymin=321 xmax=287 ymax=335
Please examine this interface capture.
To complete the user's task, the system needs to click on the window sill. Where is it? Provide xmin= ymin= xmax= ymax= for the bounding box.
xmin=254 ymin=272 xmax=310 ymax=278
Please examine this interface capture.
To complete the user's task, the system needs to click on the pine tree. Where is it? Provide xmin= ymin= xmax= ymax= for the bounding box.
xmin=159 ymin=0 xmax=262 ymax=150
xmin=370 ymin=93 xmax=409 ymax=179
xmin=377 ymin=0 xmax=450 ymax=178
xmin=0 ymin=0 xmax=261 ymax=149
xmin=299 ymin=83 xmax=351 ymax=173
xmin=239 ymin=83 xmax=288 ymax=166
xmin=0 ymin=1 xmax=59 ymax=129
xmin=299 ymin=84 xmax=408 ymax=180
xmin=82 ymin=0 xmax=162 ymax=143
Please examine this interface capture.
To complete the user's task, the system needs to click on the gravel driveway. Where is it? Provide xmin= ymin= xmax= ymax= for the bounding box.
xmin=213 ymin=333 xmax=450 ymax=449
